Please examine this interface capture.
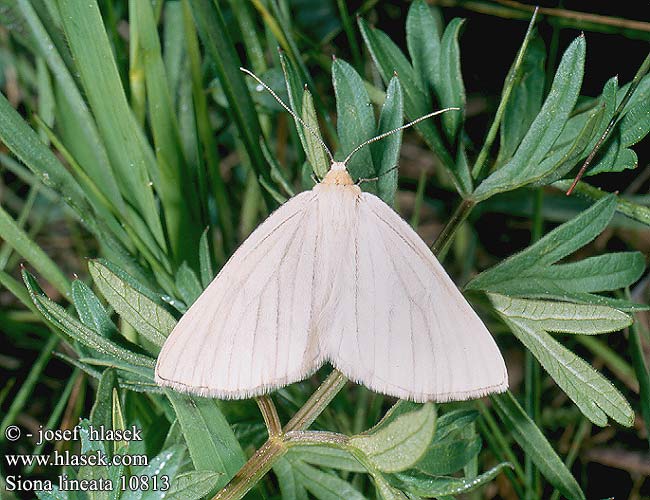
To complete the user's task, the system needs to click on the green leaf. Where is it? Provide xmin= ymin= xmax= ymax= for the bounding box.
xmin=498 ymin=35 xmax=546 ymax=164
xmin=35 ymin=487 xmax=70 ymax=500
xmin=372 ymin=77 xmax=403 ymax=206
xmin=198 ymin=228 xmax=214 ymax=288
xmin=77 ymin=419 xmax=113 ymax=500
xmin=89 ymin=368 xmax=118 ymax=433
xmin=163 ymin=470 xmax=223 ymax=500
xmin=289 ymin=446 xmax=365 ymax=472
xmin=474 ymin=35 xmax=586 ymax=200
xmin=301 ymin=88 xmax=330 ymax=179
xmin=562 ymin=77 xmax=618 ymax=161
xmin=357 ymin=18 xmax=465 ymax=193
xmin=0 ymin=204 xmax=70 ymax=297
xmin=175 ymin=262 xmax=203 ymax=305
xmin=349 ymin=403 xmax=436 ymax=473
xmin=10 ymin=0 xmax=124 ymax=213
xmin=165 ymin=390 xmax=246 ymax=489
xmin=471 ymin=252 xmax=644 ymax=298
xmin=406 ymin=0 xmax=441 ymax=94
xmin=71 ymin=280 xmax=120 ymax=340
xmin=437 ymin=18 xmax=466 ymax=141
xmin=530 ymin=101 xmax=604 ymax=186
xmin=289 ymin=458 xmax=367 ymax=500
xmin=492 ymin=391 xmax=585 ymax=500
xmin=130 ymin=0 xmax=199 ymax=265
xmin=190 ymin=0 xmax=275 ymax=208
xmin=120 ymin=445 xmax=186 ymax=500
xmin=467 ymin=195 xmax=616 ymax=291
xmin=393 ymin=462 xmax=511 ymax=497
xmin=493 ymin=300 xmax=633 ymax=427
xmin=374 ymin=474 xmax=409 ymax=500
xmin=57 ymin=0 xmax=166 ymax=248
xmin=416 ymin=436 xmax=481 ymax=476
xmin=489 ymin=294 xmax=633 ymax=335
xmin=333 ymin=58 xmax=376 ymax=182
xmin=619 ymin=84 xmax=650 ymax=148
xmin=23 ymin=269 xmax=156 ymax=370
xmin=274 ymin=457 xmax=309 ymax=500
xmin=88 ymin=260 xmax=176 ymax=351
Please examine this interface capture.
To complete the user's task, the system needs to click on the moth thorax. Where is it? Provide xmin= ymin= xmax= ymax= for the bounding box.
xmin=323 ymin=162 xmax=354 ymax=185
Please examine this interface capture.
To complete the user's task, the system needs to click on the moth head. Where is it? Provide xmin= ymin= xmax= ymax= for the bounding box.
xmin=322 ymin=162 xmax=354 ymax=186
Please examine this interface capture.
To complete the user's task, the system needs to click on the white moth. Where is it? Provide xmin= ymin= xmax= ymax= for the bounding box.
xmin=155 ymin=69 xmax=508 ymax=403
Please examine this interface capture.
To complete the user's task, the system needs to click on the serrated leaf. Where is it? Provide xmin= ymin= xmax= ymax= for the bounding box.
xmin=498 ymin=35 xmax=546 ymax=164
xmin=89 ymin=260 xmax=176 ymax=350
xmin=466 ymin=195 xmax=616 ymax=291
xmin=349 ymin=403 xmax=436 ymax=473
xmin=393 ymin=462 xmax=511 ymax=497
xmin=437 ymin=18 xmax=466 ymax=141
xmin=373 ymin=77 xmax=403 ymax=206
xmin=163 ymin=470 xmax=222 ymax=500
xmin=497 ymin=311 xmax=633 ymax=427
xmin=492 ymin=391 xmax=585 ymax=500
xmin=333 ymin=58 xmax=376 ymax=182
xmin=474 ymin=36 xmax=586 ymax=200
xmin=301 ymin=89 xmax=330 ymax=179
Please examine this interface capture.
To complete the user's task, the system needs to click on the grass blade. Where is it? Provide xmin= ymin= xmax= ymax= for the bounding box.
xmin=0 ymin=205 xmax=70 ymax=297
xmin=57 ymin=0 xmax=166 ymax=249
xmin=492 ymin=392 xmax=585 ymax=500
xmin=190 ymin=0 xmax=275 ymax=208
xmin=131 ymin=0 xmax=200 ymax=266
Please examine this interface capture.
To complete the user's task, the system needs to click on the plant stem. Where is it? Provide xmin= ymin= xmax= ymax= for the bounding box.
xmin=256 ymin=396 xmax=282 ymax=437
xmin=212 ymin=438 xmax=286 ymax=500
xmin=471 ymin=7 xmax=539 ymax=180
xmin=284 ymin=370 xmax=349 ymax=432
xmin=430 ymin=198 xmax=476 ymax=261
xmin=428 ymin=0 xmax=650 ymax=38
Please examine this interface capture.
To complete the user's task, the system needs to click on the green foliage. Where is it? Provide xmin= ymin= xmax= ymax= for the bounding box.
xmin=1 ymin=1 xmax=648 ymax=499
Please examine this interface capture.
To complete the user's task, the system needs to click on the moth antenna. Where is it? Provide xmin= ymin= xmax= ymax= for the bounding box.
xmin=342 ymin=107 xmax=460 ymax=167
xmin=356 ymin=165 xmax=399 ymax=185
xmin=240 ymin=67 xmax=335 ymax=163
